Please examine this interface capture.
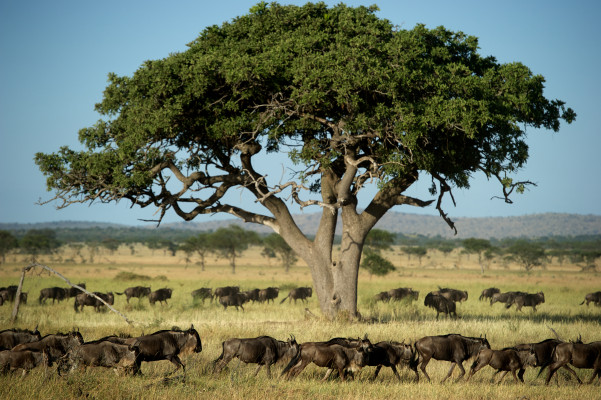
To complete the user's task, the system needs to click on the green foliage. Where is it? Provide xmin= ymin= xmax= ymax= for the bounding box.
xmin=505 ymin=239 xmax=546 ymax=271
xmin=209 ymin=225 xmax=260 ymax=273
xmin=262 ymin=233 xmax=298 ymax=272
xmin=19 ymin=229 xmax=60 ymax=256
xmin=0 ymin=230 xmax=18 ymax=263
xmin=360 ymin=249 xmax=395 ymax=277
xmin=364 ymin=229 xmax=395 ymax=252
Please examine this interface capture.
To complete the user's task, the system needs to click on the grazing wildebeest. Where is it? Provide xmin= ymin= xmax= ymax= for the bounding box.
xmin=433 ymin=287 xmax=468 ymax=302
xmin=490 ymin=291 xmax=526 ymax=307
xmin=580 ymin=291 xmax=601 ymax=306
xmin=242 ymin=288 xmax=261 ymax=303
xmin=258 ymin=287 xmax=280 ymax=303
xmin=191 ymin=287 xmax=213 ymax=303
xmin=0 ymin=350 xmax=49 ymax=376
xmin=424 ymin=292 xmax=457 ymax=319
xmin=58 ymin=341 xmax=140 ymax=375
xmin=219 ymin=293 xmax=248 ymax=311
xmin=12 ymin=331 xmax=84 ymax=363
xmin=388 ymin=287 xmax=419 ymax=302
xmin=131 ymin=325 xmax=202 ymax=375
xmin=39 ymin=287 xmax=68 ymax=304
xmin=544 ymin=340 xmax=601 ymax=385
xmin=366 ymin=341 xmax=419 ymax=381
xmin=508 ymin=292 xmax=545 ymax=312
xmin=116 ymin=286 xmax=151 ymax=303
xmin=149 ymin=288 xmax=172 ymax=306
xmin=279 ymin=287 xmax=312 ymax=304
xmin=213 ymin=335 xmax=299 ymax=378
xmin=213 ymin=286 xmax=240 ymax=299
xmin=0 ymin=327 xmax=42 ymax=351
xmin=466 ymin=346 xmax=538 ymax=383
xmin=479 ymin=287 xmax=500 ymax=302
xmin=373 ymin=291 xmax=391 ymax=303
xmin=514 ymin=338 xmax=562 ymax=382
xmin=415 ymin=334 xmax=490 ymax=382
xmin=74 ymin=292 xmax=115 ymax=312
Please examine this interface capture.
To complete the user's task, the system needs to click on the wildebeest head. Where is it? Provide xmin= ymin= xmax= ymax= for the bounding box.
xmin=179 ymin=324 xmax=202 ymax=355
xmin=519 ymin=344 xmax=538 ymax=368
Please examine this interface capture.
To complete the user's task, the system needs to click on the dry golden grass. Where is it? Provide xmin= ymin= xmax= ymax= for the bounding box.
xmin=0 ymin=244 xmax=599 ymax=399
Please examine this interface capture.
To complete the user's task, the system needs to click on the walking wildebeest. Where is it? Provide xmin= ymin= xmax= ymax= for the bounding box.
xmin=213 ymin=335 xmax=299 ymax=378
xmin=543 ymin=340 xmax=601 ymax=385
xmin=514 ymin=338 xmax=562 ymax=382
xmin=74 ymin=292 xmax=115 ymax=312
xmin=58 ymin=341 xmax=140 ymax=376
xmin=479 ymin=287 xmax=500 ymax=302
xmin=580 ymin=291 xmax=601 ymax=306
xmin=242 ymin=288 xmax=261 ymax=303
xmin=191 ymin=287 xmax=213 ymax=303
xmin=280 ymin=287 xmax=312 ymax=304
xmin=0 ymin=350 xmax=49 ymax=376
xmin=213 ymin=286 xmax=240 ymax=299
xmin=388 ymin=287 xmax=419 ymax=302
xmin=434 ymin=287 xmax=468 ymax=302
xmin=415 ymin=334 xmax=490 ymax=383
xmin=116 ymin=286 xmax=151 ymax=303
xmin=219 ymin=293 xmax=248 ymax=311
xmin=490 ymin=291 xmax=527 ymax=307
xmin=39 ymin=287 xmax=68 ymax=304
xmin=424 ymin=292 xmax=457 ymax=319
xmin=373 ymin=291 xmax=391 ymax=303
xmin=466 ymin=346 xmax=538 ymax=383
xmin=508 ymin=292 xmax=545 ymax=312
xmin=149 ymin=288 xmax=172 ymax=306
xmin=366 ymin=341 xmax=419 ymax=381
xmin=258 ymin=287 xmax=280 ymax=303
xmin=131 ymin=325 xmax=202 ymax=375
xmin=12 ymin=331 xmax=84 ymax=363
xmin=0 ymin=327 xmax=42 ymax=351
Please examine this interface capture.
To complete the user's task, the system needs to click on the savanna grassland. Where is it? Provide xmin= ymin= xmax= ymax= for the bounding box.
xmin=0 ymin=245 xmax=600 ymax=400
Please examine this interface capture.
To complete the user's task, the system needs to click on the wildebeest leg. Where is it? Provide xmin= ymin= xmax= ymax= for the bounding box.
xmin=419 ymin=356 xmax=432 ymax=382
xmin=454 ymin=362 xmax=467 ymax=382
xmin=390 ymin=365 xmax=401 ymax=381
xmin=495 ymin=370 xmax=509 ymax=384
xmin=371 ymin=365 xmax=383 ymax=381
xmin=517 ymin=368 xmax=525 ymax=382
xmin=253 ymin=364 xmax=263 ymax=377
xmin=167 ymin=355 xmax=185 ymax=375
xmin=587 ymin=368 xmax=601 ymax=384
xmin=441 ymin=363 xmax=456 ymax=383
xmin=265 ymin=364 xmax=272 ymax=379
xmin=466 ymin=362 xmax=484 ymax=382
xmin=511 ymin=369 xmax=520 ymax=383
xmin=322 ymin=368 xmax=333 ymax=381
xmin=562 ymin=365 xmax=582 ymax=384
xmin=546 ymin=362 xmax=563 ymax=385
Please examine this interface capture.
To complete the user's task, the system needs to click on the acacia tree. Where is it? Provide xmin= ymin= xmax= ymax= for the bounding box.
xmin=209 ymin=225 xmax=260 ymax=274
xmin=179 ymin=232 xmax=212 ymax=270
xmin=263 ymin=233 xmax=298 ymax=273
xmin=35 ymin=3 xmax=574 ymax=318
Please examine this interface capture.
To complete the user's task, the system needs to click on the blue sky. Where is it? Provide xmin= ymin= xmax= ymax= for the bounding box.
xmin=1 ymin=0 xmax=600 ymax=227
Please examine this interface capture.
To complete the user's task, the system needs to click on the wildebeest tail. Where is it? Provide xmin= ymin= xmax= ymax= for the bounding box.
xmin=579 ymin=300 xmax=585 ymax=305
xmin=212 ymin=341 xmax=225 ymax=365
xmin=409 ymin=344 xmax=419 ymax=372
xmin=280 ymin=346 xmax=302 ymax=377
xmin=115 ymin=292 xmax=124 ymax=295
xmin=279 ymin=294 xmax=290 ymax=304
xmin=536 ymin=345 xmax=558 ymax=379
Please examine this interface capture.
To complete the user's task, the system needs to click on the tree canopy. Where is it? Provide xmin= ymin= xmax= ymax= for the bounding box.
xmin=35 ymin=2 xmax=574 ymax=318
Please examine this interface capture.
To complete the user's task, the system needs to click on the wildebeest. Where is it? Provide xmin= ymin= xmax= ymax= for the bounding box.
xmin=0 ymin=327 xmax=42 ymax=351
xmin=279 ymin=287 xmax=312 ymax=304
xmin=149 ymin=288 xmax=172 ymax=306
xmin=0 ymin=350 xmax=49 ymax=376
xmin=67 ymin=283 xmax=86 ymax=298
xmin=466 ymin=346 xmax=538 ymax=383
xmin=258 ymin=287 xmax=280 ymax=303
xmin=74 ymin=292 xmax=115 ymax=312
xmin=507 ymin=292 xmax=545 ymax=312
xmin=0 ymin=286 xmax=27 ymax=304
xmin=191 ymin=287 xmax=213 ymax=303
xmin=424 ymin=292 xmax=457 ymax=319
xmin=12 ymin=331 xmax=84 ymax=363
xmin=388 ymin=287 xmax=419 ymax=302
xmin=213 ymin=286 xmax=240 ymax=299
xmin=219 ymin=293 xmax=248 ymax=311
xmin=39 ymin=287 xmax=68 ymax=304
xmin=116 ymin=286 xmax=151 ymax=303
xmin=58 ymin=340 xmax=140 ymax=375
xmin=433 ymin=287 xmax=468 ymax=302
xmin=479 ymin=287 xmax=500 ymax=302
xmin=490 ymin=291 xmax=527 ymax=307
xmin=242 ymin=288 xmax=261 ymax=303
xmin=514 ymin=338 xmax=562 ymax=382
xmin=131 ymin=325 xmax=202 ymax=375
xmin=373 ymin=291 xmax=391 ymax=303
xmin=415 ymin=334 xmax=491 ymax=382
xmin=366 ymin=341 xmax=419 ymax=381
xmin=543 ymin=340 xmax=601 ymax=385
xmin=580 ymin=291 xmax=601 ymax=306
xmin=213 ymin=335 xmax=299 ymax=378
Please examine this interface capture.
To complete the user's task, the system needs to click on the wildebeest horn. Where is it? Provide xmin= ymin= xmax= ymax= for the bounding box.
xmin=190 ymin=324 xmax=194 ymax=330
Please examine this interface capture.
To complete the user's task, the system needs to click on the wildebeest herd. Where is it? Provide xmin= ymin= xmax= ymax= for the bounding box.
xmin=1 ymin=325 xmax=599 ymax=386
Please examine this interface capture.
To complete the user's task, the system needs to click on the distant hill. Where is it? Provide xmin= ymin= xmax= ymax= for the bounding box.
xmin=4 ymin=212 xmax=597 ymax=239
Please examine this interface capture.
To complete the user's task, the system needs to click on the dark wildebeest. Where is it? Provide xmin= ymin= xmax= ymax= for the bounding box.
xmin=580 ymin=291 xmax=601 ymax=306
xmin=213 ymin=335 xmax=299 ymax=378
xmin=191 ymin=287 xmax=213 ymax=303
xmin=116 ymin=286 xmax=151 ymax=303
xmin=514 ymin=338 xmax=562 ymax=382
xmin=415 ymin=334 xmax=491 ymax=383
xmin=39 ymin=287 xmax=68 ymax=305
xmin=74 ymin=292 xmax=115 ymax=312
xmin=366 ymin=341 xmax=419 ymax=381
xmin=543 ymin=340 xmax=601 ymax=385
xmin=490 ymin=291 xmax=527 ymax=307
xmin=281 ymin=337 xmax=372 ymax=381
xmin=213 ymin=286 xmax=240 ymax=299
xmin=374 ymin=291 xmax=391 ymax=303
xmin=258 ymin=287 xmax=280 ymax=303
xmin=0 ymin=285 xmax=18 ymax=302
xmin=507 ymin=292 xmax=545 ymax=312
xmin=424 ymin=292 xmax=457 ymax=319
xmin=433 ymin=287 xmax=468 ymax=303
xmin=242 ymin=288 xmax=261 ymax=303
xmin=388 ymin=287 xmax=419 ymax=302
xmin=149 ymin=288 xmax=172 ymax=306
xmin=0 ymin=327 xmax=42 ymax=351
xmin=0 ymin=350 xmax=49 ymax=376
xmin=466 ymin=346 xmax=538 ymax=383
xmin=479 ymin=287 xmax=501 ymax=302
xmin=131 ymin=325 xmax=202 ymax=375
xmin=219 ymin=293 xmax=248 ymax=311
xmin=12 ymin=331 xmax=84 ymax=364
xmin=67 ymin=283 xmax=86 ymax=298
xmin=58 ymin=341 xmax=140 ymax=376
xmin=279 ymin=287 xmax=312 ymax=304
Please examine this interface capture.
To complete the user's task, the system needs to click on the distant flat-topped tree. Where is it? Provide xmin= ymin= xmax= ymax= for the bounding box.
xmin=35 ymin=3 xmax=574 ymax=319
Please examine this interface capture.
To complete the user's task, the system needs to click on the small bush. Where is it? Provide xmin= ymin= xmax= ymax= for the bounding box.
xmin=113 ymin=271 xmax=151 ymax=281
